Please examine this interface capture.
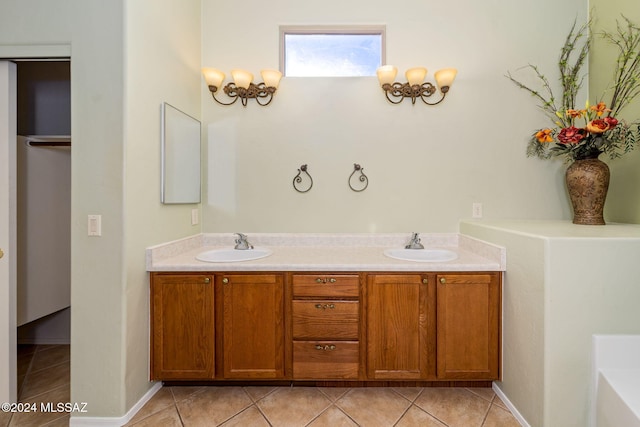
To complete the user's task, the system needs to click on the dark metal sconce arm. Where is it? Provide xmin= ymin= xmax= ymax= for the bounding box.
xmin=381 ymin=82 xmax=448 ymax=105
xmin=208 ymin=82 xmax=277 ymax=107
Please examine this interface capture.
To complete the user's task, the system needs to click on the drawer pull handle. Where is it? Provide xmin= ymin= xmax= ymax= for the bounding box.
xmin=314 ymin=303 xmax=336 ymax=310
xmin=315 ymin=277 xmax=338 ymax=284
xmin=315 ymin=344 xmax=337 ymax=351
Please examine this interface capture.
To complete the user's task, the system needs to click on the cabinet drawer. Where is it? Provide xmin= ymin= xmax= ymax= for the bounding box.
xmin=292 ymin=274 xmax=359 ymax=298
xmin=292 ymin=300 xmax=359 ymax=339
xmin=293 ymin=341 xmax=359 ymax=379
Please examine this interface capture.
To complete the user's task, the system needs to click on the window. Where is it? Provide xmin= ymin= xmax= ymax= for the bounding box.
xmin=280 ymin=26 xmax=385 ymax=77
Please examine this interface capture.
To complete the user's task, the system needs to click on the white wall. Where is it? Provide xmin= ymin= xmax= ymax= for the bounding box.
xmin=462 ymin=221 xmax=640 ymax=427
xmin=590 ymin=0 xmax=640 ymax=224
xmin=123 ymin=0 xmax=202 ymax=411
xmin=201 ymin=0 xmax=587 ymax=233
xmin=0 ymin=0 xmax=202 ymax=419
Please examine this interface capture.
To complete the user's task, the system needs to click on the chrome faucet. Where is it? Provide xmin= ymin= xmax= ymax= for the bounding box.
xmin=405 ymin=232 xmax=424 ymax=250
xmin=234 ymin=233 xmax=254 ymax=250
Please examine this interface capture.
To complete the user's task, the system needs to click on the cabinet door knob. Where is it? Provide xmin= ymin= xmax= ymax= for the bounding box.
xmin=222 ymin=278 xmax=229 ymax=284
xmin=204 ymin=277 xmax=210 ymax=284
xmin=440 ymin=277 xmax=446 ymax=284
xmin=329 ymin=278 xmax=337 ymax=283
xmin=316 ymin=278 xmax=324 ymax=283
xmin=422 ymin=278 xmax=428 ymax=284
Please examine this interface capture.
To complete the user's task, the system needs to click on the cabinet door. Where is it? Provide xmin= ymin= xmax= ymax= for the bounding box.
xmin=436 ymin=273 xmax=500 ymax=380
xmin=222 ymin=274 xmax=285 ymax=379
xmin=151 ymin=274 xmax=214 ymax=380
xmin=366 ymin=274 xmax=429 ymax=379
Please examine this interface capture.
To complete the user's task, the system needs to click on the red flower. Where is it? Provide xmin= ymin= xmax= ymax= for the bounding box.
xmin=604 ymin=117 xmax=618 ymax=130
xmin=557 ymin=126 xmax=586 ymax=144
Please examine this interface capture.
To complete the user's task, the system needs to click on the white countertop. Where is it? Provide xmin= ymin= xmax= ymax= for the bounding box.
xmin=146 ymin=233 xmax=506 ymax=272
xmin=461 ymin=220 xmax=640 ymax=239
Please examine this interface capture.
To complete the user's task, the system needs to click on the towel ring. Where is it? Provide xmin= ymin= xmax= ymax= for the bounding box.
xmin=293 ymin=164 xmax=313 ymax=193
xmin=348 ymin=163 xmax=368 ymax=192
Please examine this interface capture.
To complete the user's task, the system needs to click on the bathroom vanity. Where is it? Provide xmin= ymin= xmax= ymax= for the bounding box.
xmin=147 ymin=233 xmax=505 ymax=386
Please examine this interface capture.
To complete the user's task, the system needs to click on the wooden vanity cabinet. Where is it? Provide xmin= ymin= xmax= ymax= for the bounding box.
xmin=220 ymin=273 xmax=285 ymax=379
xmin=436 ymin=273 xmax=501 ymax=380
xmin=291 ymin=274 xmax=361 ymax=379
xmin=150 ymin=273 xmax=215 ymax=380
xmin=150 ymin=270 xmax=501 ymax=383
xmin=365 ymin=274 xmax=433 ymax=380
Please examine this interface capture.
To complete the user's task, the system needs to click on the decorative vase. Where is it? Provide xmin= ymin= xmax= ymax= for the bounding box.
xmin=565 ymin=153 xmax=610 ymax=225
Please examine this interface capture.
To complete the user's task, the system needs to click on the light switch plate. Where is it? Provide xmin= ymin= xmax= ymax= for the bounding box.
xmin=88 ymin=214 xmax=102 ymax=236
xmin=191 ymin=208 xmax=199 ymax=226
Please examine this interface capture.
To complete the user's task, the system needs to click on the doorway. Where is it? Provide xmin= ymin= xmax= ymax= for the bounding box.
xmin=0 ymin=59 xmax=71 ymax=404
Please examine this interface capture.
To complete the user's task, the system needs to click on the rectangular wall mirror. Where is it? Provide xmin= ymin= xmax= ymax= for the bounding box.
xmin=161 ymin=102 xmax=201 ymax=204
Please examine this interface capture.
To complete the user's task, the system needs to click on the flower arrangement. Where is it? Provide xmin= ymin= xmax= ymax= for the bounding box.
xmin=507 ymin=17 xmax=640 ymax=161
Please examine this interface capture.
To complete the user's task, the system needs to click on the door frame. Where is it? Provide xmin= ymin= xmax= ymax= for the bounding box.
xmin=0 ymin=60 xmax=18 ymax=404
xmin=0 ymin=46 xmax=70 ymax=403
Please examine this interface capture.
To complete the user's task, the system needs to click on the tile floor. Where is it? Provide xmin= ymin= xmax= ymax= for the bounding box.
xmin=1 ymin=344 xmax=71 ymax=427
xmin=2 ymin=345 xmax=522 ymax=427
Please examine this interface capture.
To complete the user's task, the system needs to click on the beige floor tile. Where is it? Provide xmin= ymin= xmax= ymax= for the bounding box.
xmin=466 ymin=387 xmax=496 ymax=403
xmin=19 ymin=364 xmax=69 ymax=401
xmin=482 ymin=404 xmax=521 ymax=427
xmin=220 ymin=405 xmax=270 ymax=427
xmin=257 ymin=387 xmax=331 ymax=427
xmin=129 ymin=405 xmax=182 ymax=427
xmin=125 ymin=387 xmax=175 ymax=426
xmin=170 ymin=386 xmax=206 ymax=403
xmin=493 ymin=395 xmax=508 ymax=410
xmin=414 ymin=388 xmax=490 ymax=427
xmin=317 ymin=387 xmax=350 ymax=402
xmin=1 ymin=410 xmax=12 ymax=427
xmin=392 ymin=387 xmax=424 ymax=401
xmin=177 ymin=386 xmax=252 ymax=426
xmin=336 ymin=387 xmax=412 ymax=427
xmin=9 ymin=385 xmax=70 ymax=427
xmin=395 ymin=405 xmax=447 ymax=427
xmin=40 ymin=414 xmax=70 ymax=426
xmin=243 ymin=386 xmax=277 ymax=402
xmin=17 ymin=354 xmax=33 ymax=378
xmin=29 ymin=346 xmax=70 ymax=374
xmin=307 ymin=405 xmax=358 ymax=427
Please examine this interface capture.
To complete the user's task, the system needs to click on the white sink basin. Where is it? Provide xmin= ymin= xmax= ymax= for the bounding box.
xmin=383 ymin=248 xmax=458 ymax=262
xmin=196 ymin=247 xmax=272 ymax=263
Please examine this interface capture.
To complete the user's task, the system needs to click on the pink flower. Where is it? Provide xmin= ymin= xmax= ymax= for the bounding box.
xmin=557 ymin=126 xmax=586 ymax=144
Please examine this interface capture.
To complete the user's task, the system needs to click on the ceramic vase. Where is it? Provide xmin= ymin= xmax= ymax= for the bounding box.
xmin=565 ymin=154 xmax=610 ymax=225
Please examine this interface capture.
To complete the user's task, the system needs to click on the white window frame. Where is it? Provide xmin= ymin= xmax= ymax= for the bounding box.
xmin=279 ymin=25 xmax=386 ymax=77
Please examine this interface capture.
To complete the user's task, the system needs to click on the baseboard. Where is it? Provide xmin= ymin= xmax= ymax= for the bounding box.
xmin=492 ymin=382 xmax=530 ymax=427
xmin=17 ymin=338 xmax=70 ymax=345
xmin=69 ymin=382 xmax=162 ymax=427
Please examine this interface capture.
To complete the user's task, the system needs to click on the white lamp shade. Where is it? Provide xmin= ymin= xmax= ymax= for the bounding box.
xmin=376 ymin=65 xmax=398 ymax=86
xmin=405 ymin=67 xmax=427 ymax=86
xmin=434 ymin=68 xmax=458 ymax=89
xmin=231 ymin=69 xmax=254 ymax=89
xmin=202 ymin=68 xmax=225 ymax=88
xmin=261 ymin=69 xmax=283 ymax=88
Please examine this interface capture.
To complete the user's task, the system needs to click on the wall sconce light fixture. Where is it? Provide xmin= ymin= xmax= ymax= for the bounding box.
xmin=202 ymin=68 xmax=283 ymax=106
xmin=376 ymin=65 xmax=457 ymax=105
